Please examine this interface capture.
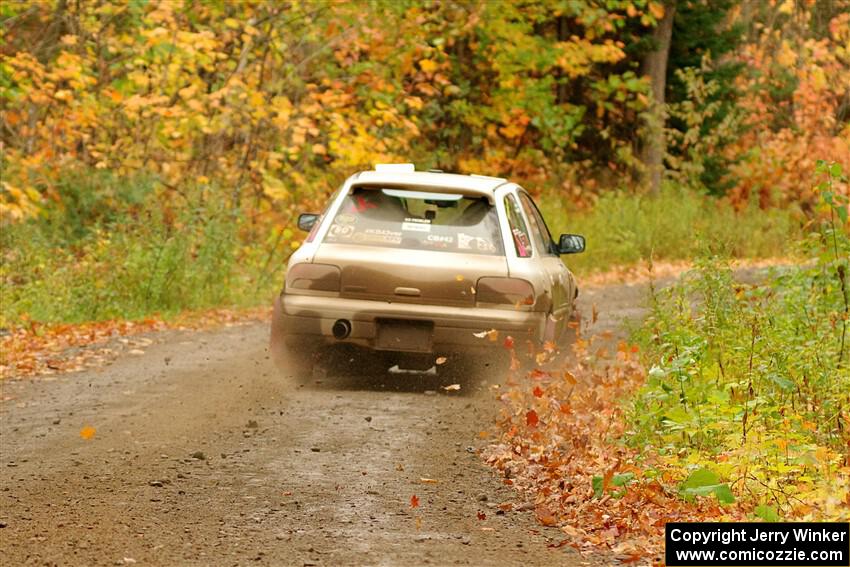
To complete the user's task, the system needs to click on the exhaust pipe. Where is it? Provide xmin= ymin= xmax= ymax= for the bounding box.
xmin=332 ymin=319 xmax=352 ymax=340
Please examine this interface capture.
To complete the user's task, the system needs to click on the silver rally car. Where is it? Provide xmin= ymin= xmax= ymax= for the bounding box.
xmin=270 ymin=164 xmax=585 ymax=376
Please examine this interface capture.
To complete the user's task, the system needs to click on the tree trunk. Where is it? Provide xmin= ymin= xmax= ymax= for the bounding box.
xmin=556 ymin=14 xmax=569 ymax=105
xmin=640 ymin=2 xmax=676 ymax=194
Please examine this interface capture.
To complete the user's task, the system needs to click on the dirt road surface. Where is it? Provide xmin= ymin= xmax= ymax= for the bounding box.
xmin=0 ymin=281 xmax=648 ymax=566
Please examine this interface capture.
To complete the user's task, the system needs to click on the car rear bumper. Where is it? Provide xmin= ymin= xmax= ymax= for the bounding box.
xmin=273 ymin=293 xmax=546 ymax=353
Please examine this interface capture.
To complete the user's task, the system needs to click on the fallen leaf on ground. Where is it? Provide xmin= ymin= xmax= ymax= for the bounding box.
xmin=79 ymin=426 xmax=96 ymax=440
xmin=535 ymin=505 xmax=558 ymax=526
xmin=435 ymin=356 xmax=447 ymax=365
xmin=443 ymin=384 xmax=461 ymax=391
xmin=1 ymin=307 xmax=270 ymax=380
xmin=410 ymin=494 xmax=419 ymax=508
xmin=419 ymin=477 xmax=438 ymax=484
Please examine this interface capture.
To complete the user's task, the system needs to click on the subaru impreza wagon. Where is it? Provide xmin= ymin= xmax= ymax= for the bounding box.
xmin=270 ymin=164 xmax=585 ymax=376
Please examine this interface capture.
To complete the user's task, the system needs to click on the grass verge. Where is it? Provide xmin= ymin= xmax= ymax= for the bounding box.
xmin=1 ymin=173 xmax=288 ymax=327
xmin=538 ymin=184 xmax=803 ymax=274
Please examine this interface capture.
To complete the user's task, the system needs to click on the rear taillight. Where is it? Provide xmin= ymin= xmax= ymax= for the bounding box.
xmin=475 ymin=277 xmax=535 ymax=308
xmin=286 ymin=263 xmax=341 ymax=292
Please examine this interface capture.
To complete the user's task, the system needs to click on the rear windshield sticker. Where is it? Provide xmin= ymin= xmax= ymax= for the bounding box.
xmin=329 ymin=224 xmax=355 ymax=238
xmin=335 ymin=214 xmax=357 ymax=224
xmin=458 ymin=232 xmax=496 ymax=252
xmin=425 ymin=234 xmax=453 ymax=249
xmin=402 ymin=218 xmax=431 ymax=232
xmin=353 ymin=229 xmax=402 ymax=245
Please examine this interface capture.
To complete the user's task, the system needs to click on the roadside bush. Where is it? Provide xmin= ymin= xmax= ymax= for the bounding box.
xmin=538 ymin=184 xmax=802 ymax=274
xmin=0 ymin=175 xmax=288 ymax=326
xmin=629 ymin=163 xmax=849 ymax=518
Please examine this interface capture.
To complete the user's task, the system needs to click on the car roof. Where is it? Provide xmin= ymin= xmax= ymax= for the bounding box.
xmin=350 ymin=167 xmax=509 ymax=201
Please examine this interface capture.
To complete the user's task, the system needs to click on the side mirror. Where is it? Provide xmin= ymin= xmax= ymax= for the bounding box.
xmin=557 ymin=233 xmax=586 ymax=255
xmin=297 ymin=213 xmax=320 ymax=232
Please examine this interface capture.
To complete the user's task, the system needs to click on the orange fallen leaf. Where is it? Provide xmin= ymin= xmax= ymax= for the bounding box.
xmin=526 ymin=409 xmax=539 ymax=428
xmin=80 ymin=426 xmax=96 ymax=440
xmin=410 ymin=494 xmax=419 ymax=508
xmin=532 ymin=386 xmax=544 ymax=398
xmin=503 ymin=336 xmax=515 ymax=349
xmin=535 ymin=505 xmax=558 ymax=526
xmin=477 ymin=511 xmax=486 ymax=520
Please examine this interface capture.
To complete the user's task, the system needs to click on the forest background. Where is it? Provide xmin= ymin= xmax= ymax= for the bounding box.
xmin=2 ymin=0 xmax=848 ymax=325
xmin=2 ymin=0 xmax=850 ymax=548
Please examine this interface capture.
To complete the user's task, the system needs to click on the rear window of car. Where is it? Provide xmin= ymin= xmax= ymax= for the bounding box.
xmin=321 ymin=187 xmax=504 ymax=256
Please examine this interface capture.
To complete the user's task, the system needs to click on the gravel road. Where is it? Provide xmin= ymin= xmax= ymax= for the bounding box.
xmin=0 ymin=280 xmax=649 ymax=567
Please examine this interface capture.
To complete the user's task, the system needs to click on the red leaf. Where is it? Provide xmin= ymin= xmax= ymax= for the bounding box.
xmin=529 ymin=368 xmax=548 ymax=380
xmin=532 ymin=386 xmax=544 ymax=398
xmin=503 ymin=335 xmax=515 ymax=349
xmin=477 ymin=511 xmax=486 ymax=520
xmin=410 ymin=494 xmax=419 ymax=508
xmin=526 ymin=409 xmax=539 ymax=428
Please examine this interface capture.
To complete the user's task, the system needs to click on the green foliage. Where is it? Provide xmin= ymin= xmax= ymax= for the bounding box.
xmin=679 ymin=468 xmax=735 ymax=504
xmin=0 ymin=174 xmax=287 ymax=326
xmin=592 ymin=472 xmax=635 ymax=498
xmin=628 ymin=162 xmax=849 ymax=512
xmin=538 ymin=184 xmax=802 ymax=273
xmin=754 ymin=504 xmax=781 ymax=522
xmin=666 ymin=0 xmax=745 ymax=194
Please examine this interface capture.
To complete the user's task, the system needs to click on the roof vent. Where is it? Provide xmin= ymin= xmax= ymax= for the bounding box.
xmin=375 ymin=163 xmax=415 ymax=173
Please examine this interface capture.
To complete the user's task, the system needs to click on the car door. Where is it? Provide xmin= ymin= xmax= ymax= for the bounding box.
xmin=517 ymin=191 xmax=572 ymax=340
